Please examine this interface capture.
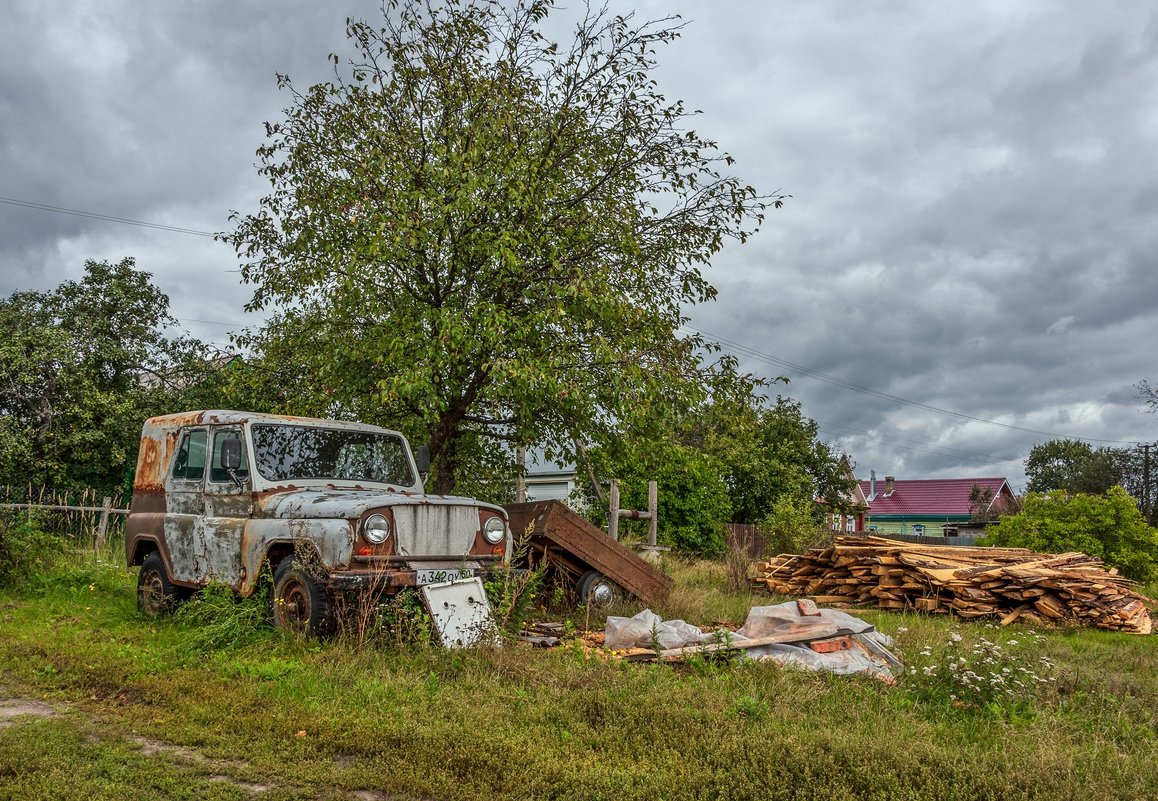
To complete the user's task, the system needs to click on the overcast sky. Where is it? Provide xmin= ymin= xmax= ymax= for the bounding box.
xmin=3 ymin=0 xmax=1157 ymax=489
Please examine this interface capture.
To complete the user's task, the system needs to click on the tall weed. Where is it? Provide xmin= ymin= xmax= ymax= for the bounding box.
xmin=485 ymin=559 xmax=547 ymax=637
xmin=174 ymin=578 xmax=274 ymax=654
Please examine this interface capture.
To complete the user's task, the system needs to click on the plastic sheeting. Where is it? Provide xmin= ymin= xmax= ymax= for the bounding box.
xmin=605 ymin=609 xmax=722 ymax=650
xmin=604 ymin=601 xmax=901 ymax=680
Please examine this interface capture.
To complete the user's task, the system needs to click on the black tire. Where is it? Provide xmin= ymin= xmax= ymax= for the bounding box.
xmin=271 ymin=559 xmax=335 ymax=638
xmin=138 ymin=552 xmax=179 ymax=616
xmin=577 ymin=570 xmax=619 ymax=609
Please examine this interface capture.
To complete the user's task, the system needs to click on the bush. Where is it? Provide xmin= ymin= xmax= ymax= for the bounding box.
xmin=760 ymin=495 xmax=828 ymax=557
xmin=0 ymin=512 xmax=59 ymax=588
xmin=981 ymin=486 xmax=1158 ymax=582
xmin=484 ymin=558 xmax=547 ymax=637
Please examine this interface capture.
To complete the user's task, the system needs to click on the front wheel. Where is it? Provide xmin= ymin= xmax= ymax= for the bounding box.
xmin=138 ymin=552 xmax=180 ymax=616
xmin=271 ymin=559 xmax=335 ymax=638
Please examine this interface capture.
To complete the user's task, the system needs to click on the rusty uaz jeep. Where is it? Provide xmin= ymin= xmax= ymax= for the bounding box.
xmin=125 ymin=411 xmax=510 ymax=635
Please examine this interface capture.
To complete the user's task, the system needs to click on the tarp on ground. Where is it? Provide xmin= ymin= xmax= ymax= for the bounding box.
xmin=604 ymin=602 xmax=901 ymax=680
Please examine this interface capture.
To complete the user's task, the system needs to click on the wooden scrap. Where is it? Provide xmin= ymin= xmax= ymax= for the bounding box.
xmin=752 ymin=536 xmax=1155 ymax=634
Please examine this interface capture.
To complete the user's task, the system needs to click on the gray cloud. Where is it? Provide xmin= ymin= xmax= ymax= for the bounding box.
xmin=2 ymin=0 xmax=1156 ymax=489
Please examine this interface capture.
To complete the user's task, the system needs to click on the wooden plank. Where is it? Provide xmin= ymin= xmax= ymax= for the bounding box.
xmin=749 ymin=534 xmax=1157 ymax=634
xmin=624 ymin=625 xmax=857 ymax=662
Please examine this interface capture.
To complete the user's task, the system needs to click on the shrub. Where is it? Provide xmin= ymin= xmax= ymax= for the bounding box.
xmin=981 ymin=486 xmax=1158 ymax=582
xmin=760 ymin=495 xmax=828 ymax=557
xmin=485 ymin=558 xmax=547 ymax=637
xmin=0 ymin=512 xmax=59 ymax=588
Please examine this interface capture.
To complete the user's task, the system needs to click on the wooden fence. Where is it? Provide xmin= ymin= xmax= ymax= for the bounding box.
xmin=725 ymin=523 xmax=766 ymax=558
xmin=0 ymin=486 xmax=130 ymax=548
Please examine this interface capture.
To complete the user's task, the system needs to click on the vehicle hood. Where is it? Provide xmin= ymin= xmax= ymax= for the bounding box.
xmin=256 ymin=488 xmax=504 ymax=520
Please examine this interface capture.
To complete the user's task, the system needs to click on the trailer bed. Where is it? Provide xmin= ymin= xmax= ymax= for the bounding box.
xmin=504 ymin=500 xmax=672 ymax=605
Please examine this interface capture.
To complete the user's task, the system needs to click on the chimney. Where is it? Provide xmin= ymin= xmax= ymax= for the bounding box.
xmin=885 ymin=475 xmax=895 ymax=496
xmin=868 ymin=470 xmax=877 ymax=502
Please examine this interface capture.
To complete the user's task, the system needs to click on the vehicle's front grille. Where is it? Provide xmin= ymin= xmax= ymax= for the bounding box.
xmin=392 ymin=505 xmax=478 ymax=557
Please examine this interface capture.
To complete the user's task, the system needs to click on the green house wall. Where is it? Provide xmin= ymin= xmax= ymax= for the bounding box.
xmin=866 ymin=516 xmax=971 ymax=536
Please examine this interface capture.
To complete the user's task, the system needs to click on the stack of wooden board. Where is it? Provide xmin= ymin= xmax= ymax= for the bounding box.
xmin=755 ymin=536 xmax=1154 ymax=634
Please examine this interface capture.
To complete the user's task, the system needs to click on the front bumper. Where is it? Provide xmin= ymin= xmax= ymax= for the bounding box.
xmin=325 ymin=556 xmax=505 ymax=592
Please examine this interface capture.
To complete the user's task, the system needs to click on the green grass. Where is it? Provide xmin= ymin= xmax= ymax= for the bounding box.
xmin=0 ymin=546 xmax=1155 ymax=800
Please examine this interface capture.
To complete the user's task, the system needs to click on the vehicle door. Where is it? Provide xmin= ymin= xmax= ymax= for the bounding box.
xmin=164 ymin=426 xmax=207 ymax=584
xmin=196 ymin=426 xmax=253 ymax=589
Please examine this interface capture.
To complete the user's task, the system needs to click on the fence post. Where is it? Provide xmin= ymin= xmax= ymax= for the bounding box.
xmin=96 ymin=496 xmax=113 ymax=549
xmin=646 ymin=480 xmax=658 ymax=547
xmin=608 ymin=479 xmax=620 ymax=541
xmin=515 ymin=446 xmax=527 ymax=504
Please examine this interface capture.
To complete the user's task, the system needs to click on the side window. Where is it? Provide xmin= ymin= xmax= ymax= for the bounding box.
xmin=172 ymin=429 xmax=207 ymax=480
xmin=912 ymin=524 xmax=925 ymax=536
xmin=209 ymin=429 xmax=250 ymax=483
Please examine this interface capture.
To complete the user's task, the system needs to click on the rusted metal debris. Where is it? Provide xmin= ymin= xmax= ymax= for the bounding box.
xmin=505 ymin=500 xmax=672 ymax=608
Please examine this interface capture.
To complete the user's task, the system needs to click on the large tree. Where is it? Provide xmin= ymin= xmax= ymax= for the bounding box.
xmin=225 ymin=0 xmax=774 ymax=493
xmin=0 ymin=259 xmax=225 ymax=493
xmin=1024 ymin=439 xmax=1116 ymax=494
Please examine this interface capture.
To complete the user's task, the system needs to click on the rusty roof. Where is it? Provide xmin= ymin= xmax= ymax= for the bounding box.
xmin=145 ymin=410 xmax=400 ymax=434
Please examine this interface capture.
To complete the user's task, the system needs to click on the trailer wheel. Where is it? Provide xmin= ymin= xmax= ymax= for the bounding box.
xmin=577 ymin=570 xmax=619 ymax=609
xmin=272 ymin=560 xmax=336 ymax=638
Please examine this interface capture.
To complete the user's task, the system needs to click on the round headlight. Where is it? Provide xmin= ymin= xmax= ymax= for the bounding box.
xmin=482 ymin=516 xmax=506 ymax=545
xmin=364 ymin=513 xmax=391 ymax=545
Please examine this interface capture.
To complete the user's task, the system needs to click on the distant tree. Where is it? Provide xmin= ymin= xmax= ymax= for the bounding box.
xmin=224 ymin=0 xmax=775 ymax=494
xmin=723 ymin=396 xmax=853 ymax=525
xmin=980 ymin=487 xmax=1158 ymax=582
xmin=1137 ymin=380 xmax=1158 ymax=414
xmin=578 ymin=388 xmax=850 ymax=554
xmin=1024 ymin=438 xmax=1157 ymax=524
xmin=968 ymin=482 xmax=1020 ymax=524
xmin=0 ymin=259 xmax=225 ymax=493
xmin=1025 ymin=439 xmax=1101 ymax=493
xmin=581 ymin=438 xmax=732 ymax=555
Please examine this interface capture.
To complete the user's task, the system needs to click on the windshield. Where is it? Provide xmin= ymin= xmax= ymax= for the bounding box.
xmin=251 ymin=424 xmax=416 ymax=486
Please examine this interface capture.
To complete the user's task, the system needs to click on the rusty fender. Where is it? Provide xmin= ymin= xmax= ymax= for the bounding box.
xmin=236 ymin=518 xmax=356 ymax=596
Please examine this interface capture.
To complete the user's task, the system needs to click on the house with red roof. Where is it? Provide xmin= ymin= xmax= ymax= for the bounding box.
xmin=823 ymin=456 xmax=871 ymax=533
xmin=859 ymin=473 xmax=1017 ymax=538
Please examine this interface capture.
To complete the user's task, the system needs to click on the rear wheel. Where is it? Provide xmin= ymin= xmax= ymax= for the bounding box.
xmin=138 ymin=552 xmax=179 ymax=616
xmin=271 ymin=559 xmax=335 ymax=638
xmin=577 ymin=570 xmax=620 ymax=609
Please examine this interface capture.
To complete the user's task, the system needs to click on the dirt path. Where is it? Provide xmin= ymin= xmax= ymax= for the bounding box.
xmin=0 ymin=696 xmax=392 ymax=799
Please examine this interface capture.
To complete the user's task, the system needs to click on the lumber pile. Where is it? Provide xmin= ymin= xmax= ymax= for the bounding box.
xmin=754 ymin=536 xmax=1154 ymax=634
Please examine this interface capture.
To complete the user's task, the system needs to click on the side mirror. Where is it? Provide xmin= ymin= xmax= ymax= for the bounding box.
xmin=415 ymin=444 xmax=431 ymax=476
xmin=221 ymin=438 xmax=242 ymax=471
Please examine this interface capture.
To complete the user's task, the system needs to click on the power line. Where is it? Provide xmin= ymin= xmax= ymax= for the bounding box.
xmin=0 ymin=189 xmax=1139 ymax=448
xmin=816 ymin=418 xmax=1018 ymax=463
xmin=0 ymin=194 xmax=217 ymax=237
xmin=684 ymin=324 xmax=1142 ymax=446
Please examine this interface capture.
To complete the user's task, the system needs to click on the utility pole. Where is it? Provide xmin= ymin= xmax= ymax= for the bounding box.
xmin=1143 ymin=443 xmax=1152 ymax=524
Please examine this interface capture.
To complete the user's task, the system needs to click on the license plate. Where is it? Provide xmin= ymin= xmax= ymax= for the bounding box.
xmin=416 ymin=567 xmax=475 ymax=585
